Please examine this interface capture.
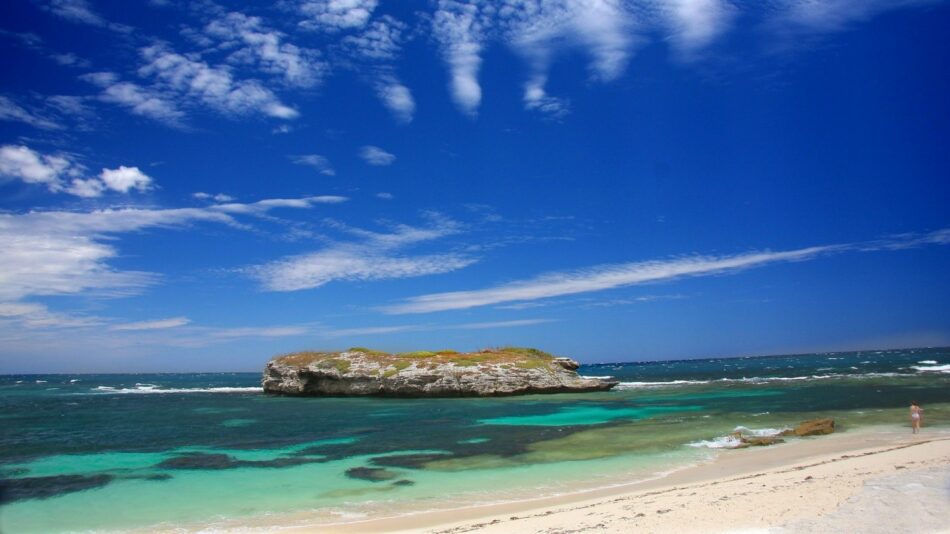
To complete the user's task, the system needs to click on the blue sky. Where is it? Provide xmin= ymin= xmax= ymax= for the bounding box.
xmin=1 ymin=0 xmax=948 ymax=373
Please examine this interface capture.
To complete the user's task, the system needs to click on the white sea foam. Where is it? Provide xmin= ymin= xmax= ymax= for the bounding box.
xmin=92 ymin=385 xmax=261 ymax=394
xmin=69 ymin=379 xmax=80 ymax=383
xmin=616 ymin=372 xmax=912 ymax=388
xmin=579 ymin=375 xmax=614 ymax=380
xmin=35 ymin=380 xmax=47 ymax=383
xmin=616 ymin=379 xmax=710 ymax=389
xmin=688 ymin=426 xmax=788 ymax=449
xmin=687 ymin=435 xmax=743 ymax=449
xmin=733 ymin=425 xmax=788 ymax=437
xmin=911 ymin=364 xmax=950 ymax=373
xmin=917 ymin=360 xmax=938 ymax=365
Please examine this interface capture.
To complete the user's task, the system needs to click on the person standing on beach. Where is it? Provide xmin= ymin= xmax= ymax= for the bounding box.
xmin=910 ymin=401 xmax=924 ymax=434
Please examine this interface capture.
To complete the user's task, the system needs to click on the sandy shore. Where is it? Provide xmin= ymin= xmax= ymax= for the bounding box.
xmin=309 ymin=427 xmax=950 ymax=534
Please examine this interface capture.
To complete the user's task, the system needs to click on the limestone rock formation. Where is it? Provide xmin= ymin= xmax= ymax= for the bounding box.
xmin=781 ymin=418 xmax=835 ymax=437
xmin=262 ymin=347 xmax=618 ymax=397
xmin=736 ymin=436 xmax=785 ymax=448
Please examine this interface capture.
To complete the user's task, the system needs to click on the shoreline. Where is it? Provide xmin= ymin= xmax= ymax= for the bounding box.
xmin=284 ymin=426 xmax=950 ymax=533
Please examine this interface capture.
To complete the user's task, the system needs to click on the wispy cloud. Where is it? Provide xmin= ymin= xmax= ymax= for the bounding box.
xmin=249 ymin=214 xmax=475 ymax=291
xmin=82 ymin=72 xmax=186 ymax=126
xmin=0 ymin=301 xmax=105 ymax=329
xmin=383 ymin=229 xmax=950 ymax=314
xmin=0 ymin=96 xmax=63 ymax=130
xmin=43 ymin=0 xmax=134 ymax=33
xmin=359 ymin=145 xmax=396 ymax=165
xmin=111 ymin=317 xmax=190 ymax=331
xmin=769 ymin=0 xmax=936 ymax=34
xmin=291 ymin=154 xmax=335 ymax=175
xmin=305 ymin=318 xmax=553 ymax=337
xmin=341 ymin=16 xmax=416 ymax=122
xmin=0 ymin=195 xmax=346 ymax=302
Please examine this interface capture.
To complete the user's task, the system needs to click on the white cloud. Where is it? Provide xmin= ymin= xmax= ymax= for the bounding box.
xmin=359 ymin=145 xmax=396 ymax=165
xmin=506 ymin=0 xmax=635 ymax=116
xmin=523 ymin=81 xmax=570 ymax=119
xmin=341 ymin=16 xmax=416 ymax=122
xmin=65 ymin=178 xmax=106 ymax=198
xmin=374 ymin=77 xmax=416 ymax=122
xmin=664 ymin=0 xmax=736 ymax=56
xmin=99 ymin=166 xmax=153 ymax=193
xmin=111 ymin=317 xmax=190 ymax=331
xmin=0 ymin=96 xmax=63 ymax=130
xmin=382 ymin=229 xmax=950 ymax=313
xmin=137 ymin=44 xmax=299 ymax=120
xmin=193 ymin=192 xmax=235 ymax=202
xmin=204 ymin=12 xmax=326 ymax=88
xmin=432 ymin=0 xmax=488 ymax=115
xmin=0 ymin=195 xmax=346 ymax=302
xmin=65 ymin=166 xmax=154 ymax=198
xmin=82 ymin=72 xmax=186 ymax=126
xmin=299 ymin=0 xmax=378 ymax=32
xmin=376 ymin=192 xmax=394 ymax=199
xmin=250 ymin=215 xmax=475 ymax=291
xmin=256 ymin=250 xmax=475 ymax=291
xmin=0 ymin=301 xmax=105 ymax=329
xmin=0 ymin=145 xmax=76 ymax=191
xmin=291 ymin=154 xmax=335 ymax=175
xmin=432 ymin=0 xmax=636 ymax=116
xmin=0 ymin=145 xmax=155 ymax=198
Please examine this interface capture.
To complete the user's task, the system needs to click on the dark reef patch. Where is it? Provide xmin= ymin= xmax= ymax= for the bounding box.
xmin=0 ymin=474 xmax=114 ymax=503
xmin=345 ymin=466 xmax=400 ymax=482
xmin=157 ymin=452 xmax=323 ymax=470
xmin=370 ymin=453 xmax=449 ymax=469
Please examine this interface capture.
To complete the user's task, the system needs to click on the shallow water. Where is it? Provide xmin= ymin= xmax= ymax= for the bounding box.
xmin=1 ymin=348 xmax=949 ymax=532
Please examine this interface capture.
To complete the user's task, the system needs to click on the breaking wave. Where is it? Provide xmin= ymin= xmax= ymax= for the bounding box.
xmin=616 ymin=372 xmax=912 ymax=389
xmin=687 ymin=426 xmax=788 ymax=449
xmin=91 ymin=385 xmax=261 ymax=394
xmin=911 ymin=364 xmax=950 ymax=373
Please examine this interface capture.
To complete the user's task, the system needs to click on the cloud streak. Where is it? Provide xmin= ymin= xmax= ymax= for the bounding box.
xmin=111 ymin=317 xmax=190 ymax=331
xmin=250 ymin=214 xmax=476 ymax=291
xmin=0 ymin=195 xmax=347 ymax=302
xmin=383 ymin=229 xmax=950 ymax=313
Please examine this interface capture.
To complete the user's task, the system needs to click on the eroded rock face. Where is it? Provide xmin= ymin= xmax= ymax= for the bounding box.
xmin=262 ymin=349 xmax=618 ymax=397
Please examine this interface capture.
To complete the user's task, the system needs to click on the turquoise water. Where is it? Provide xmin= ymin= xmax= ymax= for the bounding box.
xmin=2 ymin=348 xmax=949 ymax=532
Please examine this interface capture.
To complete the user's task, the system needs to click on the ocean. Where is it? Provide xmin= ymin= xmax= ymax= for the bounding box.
xmin=2 ymin=347 xmax=949 ymax=532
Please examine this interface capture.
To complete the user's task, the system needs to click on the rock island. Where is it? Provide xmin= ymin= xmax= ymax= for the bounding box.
xmin=262 ymin=347 xmax=618 ymax=397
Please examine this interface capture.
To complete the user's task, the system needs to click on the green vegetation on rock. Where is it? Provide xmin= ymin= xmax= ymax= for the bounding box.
xmin=272 ymin=347 xmax=558 ymax=370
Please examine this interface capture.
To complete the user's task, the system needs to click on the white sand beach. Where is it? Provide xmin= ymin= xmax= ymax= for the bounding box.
xmin=316 ymin=428 xmax=950 ymax=534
